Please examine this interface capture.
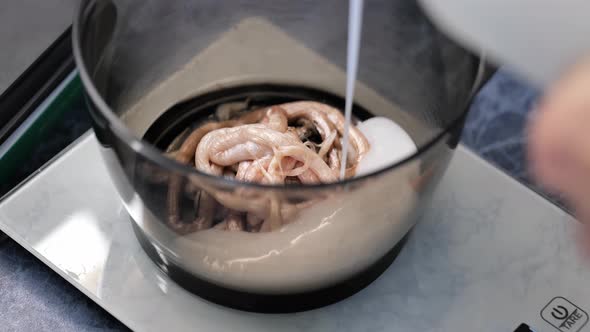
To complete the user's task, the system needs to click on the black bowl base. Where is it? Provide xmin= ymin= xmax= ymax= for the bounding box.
xmin=131 ymin=221 xmax=410 ymax=313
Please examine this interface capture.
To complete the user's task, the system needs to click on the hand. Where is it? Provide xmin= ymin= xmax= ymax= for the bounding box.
xmin=528 ymin=58 xmax=590 ymax=249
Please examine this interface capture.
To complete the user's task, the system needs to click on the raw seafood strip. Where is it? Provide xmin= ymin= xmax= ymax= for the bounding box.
xmin=164 ymin=101 xmax=369 ymax=234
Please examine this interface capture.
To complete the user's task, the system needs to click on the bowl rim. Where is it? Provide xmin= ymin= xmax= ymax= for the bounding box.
xmin=72 ymin=0 xmax=486 ymax=191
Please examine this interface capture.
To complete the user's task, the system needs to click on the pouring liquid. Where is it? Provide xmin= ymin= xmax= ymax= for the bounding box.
xmin=340 ymin=0 xmax=364 ymax=179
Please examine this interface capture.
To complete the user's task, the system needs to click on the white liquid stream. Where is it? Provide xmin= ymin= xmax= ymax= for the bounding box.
xmin=340 ymin=0 xmax=364 ymax=179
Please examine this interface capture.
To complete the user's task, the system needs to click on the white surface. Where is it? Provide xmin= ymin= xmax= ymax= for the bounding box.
xmin=1 ymin=133 xmax=589 ymax=332
xmin=419 ymin=0 xmax=590 ymax=86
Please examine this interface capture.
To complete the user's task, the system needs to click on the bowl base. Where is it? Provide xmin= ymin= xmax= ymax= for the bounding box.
xmin=132 ymin=221 xmax=410 ymax=313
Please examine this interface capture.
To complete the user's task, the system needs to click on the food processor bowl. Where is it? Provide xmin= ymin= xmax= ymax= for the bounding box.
xmin=73 ymin=0 xmax=484 ymax=312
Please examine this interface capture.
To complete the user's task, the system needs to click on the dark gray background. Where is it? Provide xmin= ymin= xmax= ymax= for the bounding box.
xmin=0 ymin=0 xmax=77 ymax=95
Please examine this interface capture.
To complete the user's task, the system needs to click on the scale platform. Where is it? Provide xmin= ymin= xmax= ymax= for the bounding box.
xmin=0 ymin=132 xmax=588 ymax=332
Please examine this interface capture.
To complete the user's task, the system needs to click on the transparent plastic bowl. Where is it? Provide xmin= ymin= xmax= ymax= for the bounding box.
xmin=73 ymin=0 xmax=483 ymax=312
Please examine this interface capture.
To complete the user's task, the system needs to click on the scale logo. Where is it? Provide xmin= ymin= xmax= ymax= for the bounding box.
xmin=541 ymin=297 xmax=589 ymax=332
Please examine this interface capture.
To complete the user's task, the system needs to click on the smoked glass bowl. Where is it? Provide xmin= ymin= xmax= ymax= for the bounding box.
xmin=73 ymin=0 xmax=484 ymax=312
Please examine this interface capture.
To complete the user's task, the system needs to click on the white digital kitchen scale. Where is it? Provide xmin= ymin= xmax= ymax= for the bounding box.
xmin=0 ymin=132 xmax=587 ymax=332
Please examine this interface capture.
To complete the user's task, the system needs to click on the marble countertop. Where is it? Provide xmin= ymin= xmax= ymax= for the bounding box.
xmin=0 ymin=69 xmax=549 ymax=330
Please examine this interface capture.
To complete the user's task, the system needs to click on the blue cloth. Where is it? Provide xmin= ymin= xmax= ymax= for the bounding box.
xmin=462 ymin=69 xmax=566 ymax=210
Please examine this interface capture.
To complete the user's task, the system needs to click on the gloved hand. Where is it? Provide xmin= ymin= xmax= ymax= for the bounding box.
xmin=528 ymin=58 xmax=590 ymax=251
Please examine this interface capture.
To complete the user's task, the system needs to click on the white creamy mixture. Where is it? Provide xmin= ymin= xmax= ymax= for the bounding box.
xmin=356 ymin=117 xmax=418 ymax=176
xmin=168 ymin=116 xmax=420 ymax=293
